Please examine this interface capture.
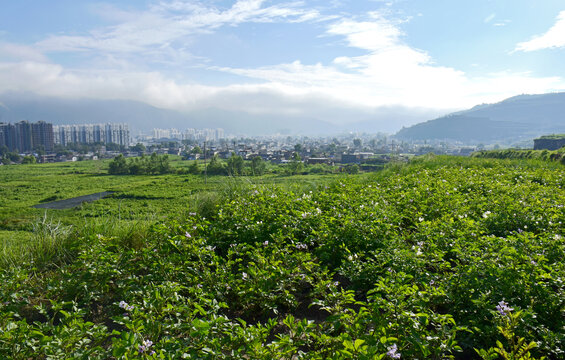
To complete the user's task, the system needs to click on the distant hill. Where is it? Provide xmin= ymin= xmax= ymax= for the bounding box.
xmin=395 ymin=92 xmax=565 ymax=143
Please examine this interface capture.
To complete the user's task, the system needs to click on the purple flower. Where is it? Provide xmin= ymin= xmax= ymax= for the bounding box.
xmin=118 ymin=301 xmax=134 ymax=312
xmin=185 ymin=231 xmax=191 ymax=238
xmin=496 ymin=300 xmax=513 ymax=316
xmin=138 ymin=339 xmax=153 ymax=353
xmin=387 ymin=343 xmax=401 ymax=359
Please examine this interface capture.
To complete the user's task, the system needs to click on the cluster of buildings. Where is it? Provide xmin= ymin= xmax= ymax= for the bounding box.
xmin=53 ymin=123 xmax=130 ymax=147
xmin=1 ymin=119 xmax=491 ymax=165
xmin=0 ymin=121 xmax=131 ymax=155
xmin=145 ymin=128 xmax=224 ymax=142
xmin=0 ymin=121 xmax=54 ymax=152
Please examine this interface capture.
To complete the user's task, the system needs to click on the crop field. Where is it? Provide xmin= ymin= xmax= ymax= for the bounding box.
xmin=0 ymin=157 xmax=336 ymax=266
xmin=0 ymin=155 xmax=564 ymax=359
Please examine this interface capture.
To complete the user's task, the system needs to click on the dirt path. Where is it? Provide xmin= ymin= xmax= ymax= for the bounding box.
xmin=33 ymin=191 xmax=115 ymax=209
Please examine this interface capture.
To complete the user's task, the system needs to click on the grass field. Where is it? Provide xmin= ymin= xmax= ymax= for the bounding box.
xmin=0 ymin=155 xmax=563 ymax=359
xmin=0 ymin=157 xmax=341 ymax=267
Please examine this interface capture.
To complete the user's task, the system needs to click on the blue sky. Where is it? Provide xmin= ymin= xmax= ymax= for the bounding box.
xmin=1 ymin=0 xmax=564 ymax=129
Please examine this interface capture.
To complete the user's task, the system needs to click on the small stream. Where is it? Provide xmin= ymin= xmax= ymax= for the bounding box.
xmin=33 ymin=191 xmax=115 ymax=209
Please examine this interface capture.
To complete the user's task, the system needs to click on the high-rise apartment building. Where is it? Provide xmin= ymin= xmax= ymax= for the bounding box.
xmin=31 ymin=121 xmax=54 ymax=152
xmin=0 ymin=121 xmax=53 ymax=152
xmin=53 ymin=123 xmax=130 ymax=147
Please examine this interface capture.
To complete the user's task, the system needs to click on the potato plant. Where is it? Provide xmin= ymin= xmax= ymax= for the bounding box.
xmin=0 ymin=155 xmax=563 ymax=359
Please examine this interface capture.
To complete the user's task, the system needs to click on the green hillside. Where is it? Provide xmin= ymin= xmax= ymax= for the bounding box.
xmin=395 ymin=92 xmax=565 ymax=143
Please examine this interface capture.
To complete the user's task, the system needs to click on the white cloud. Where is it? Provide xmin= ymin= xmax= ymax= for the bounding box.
xmin=215 ymin=13 xmax=565 ymax=109
xmin=0 ymin=53 xmax=563 ymax=132
xmin=327 ymin=16 xmax=401 ymax=51
xmin=37 ymin=1 xmax=320 ymax=55
xmin=515 ymin=10 xmax=565 ymax=51
xmin=1 ymin=3 xmax=564 ymax=133
xmin=493 ymin=21 xmax=510 ymax=27
xmin=0 ymin=42 xmax=49 ymax=62
xmin=484 ymin=13 xmax=496 ymax=23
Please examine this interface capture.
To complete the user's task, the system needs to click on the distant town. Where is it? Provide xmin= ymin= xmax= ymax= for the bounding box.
xmin=0 ymin=119 xmax=535 ymax=166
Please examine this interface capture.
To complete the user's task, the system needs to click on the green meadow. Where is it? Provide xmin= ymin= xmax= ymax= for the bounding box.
xmin=0 ymin=157 xmax=337 ymax=267
xmin=0 ymin=155 xmax=563 ymax=359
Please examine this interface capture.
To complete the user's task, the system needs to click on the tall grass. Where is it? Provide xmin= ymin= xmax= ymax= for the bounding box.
xmin=0 ymin=213 xmax=75 ymax=270
xmin=0 ymin=213 xmax=159 ymax=270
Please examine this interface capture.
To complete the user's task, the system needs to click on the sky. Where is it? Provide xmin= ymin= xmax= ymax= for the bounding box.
xmin=1 ymin=0 xmax=565 ymax=130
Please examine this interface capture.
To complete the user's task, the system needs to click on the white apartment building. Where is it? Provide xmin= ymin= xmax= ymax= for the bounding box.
xmin=53 ymin=123 xmax=130 ymax=146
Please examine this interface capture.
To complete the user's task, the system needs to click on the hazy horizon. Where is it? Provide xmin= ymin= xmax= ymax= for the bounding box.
xmin=1 ymin=1 xmax=565 ymax=131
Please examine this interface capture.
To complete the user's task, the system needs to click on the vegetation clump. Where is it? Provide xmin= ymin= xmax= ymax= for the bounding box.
xmin=473 ymin=147 xmax=565 ymax=164
xmin=0 ymin=156 xmax=563 ymax=359
xmin=108 ymin=153 xmax=172 ymax=175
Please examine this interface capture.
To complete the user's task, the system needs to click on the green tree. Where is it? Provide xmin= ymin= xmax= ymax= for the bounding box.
xmin=207 ymin=155 xmax=226 ymax=175
xmin=131 ymin=143 xmax=146 ymax=153
xmin=188 ymin=160 xmax=200 ymax=175
xmin=105 ymin=143 xmax=125 ymax=152
xmin=345 ymin=164 xmax=359 ymax=174
xmin=288 ymin=152 xmax=304 ymax=175
xmin=128 ymin=155 xmax=146 ymax=175
xmin=108 ymin=154 xmax=129 ymax=174
xmin=251 ymin=156 xmax=266 ymax=176
xmin=227 ymin=152 xmax=244 ymax=176
xmin=156 ymin=154 xmax=172 ymax=174
xmin=0 ymin=145 xmax=8 ymax=157
xmin=1 ymin=152 xmax=22 ymax=164
xmin=146 ymin=153 xmax=171 ymax=174
xmin=191 ymin=146 xmax=202 ymax=154
xmin=33 ymin=145 xmax=46 ymax=156
xmin=22 ymin=155 xmax=37 ymax=164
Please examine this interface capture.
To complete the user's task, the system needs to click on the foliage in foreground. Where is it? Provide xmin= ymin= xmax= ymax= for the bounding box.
xmin=0 ymin=156 xmax=564 ymax=359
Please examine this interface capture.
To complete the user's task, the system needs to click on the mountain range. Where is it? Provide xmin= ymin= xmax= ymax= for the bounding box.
xmin=0 ymin=92 xmax=438 ymax=136
xmin=2 ymin=91 xmax=563 ymax=141
xmin=395 ymin=92 xmax=565 ymax=144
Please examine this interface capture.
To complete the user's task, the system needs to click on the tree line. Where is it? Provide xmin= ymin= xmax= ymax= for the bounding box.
xmin=107 ymin=152 xmax=363 ymax=176
xmin=108 ymin=153 xmax=173 ymax=175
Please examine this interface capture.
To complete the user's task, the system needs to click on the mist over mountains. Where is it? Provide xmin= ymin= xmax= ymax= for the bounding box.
xmin=395 ymin=92 xmax=565 ymax=144
xmin=0 ymin=92 xmax=439 ymax=136
xmin=3 ymin=91 xmax=563 ymax=142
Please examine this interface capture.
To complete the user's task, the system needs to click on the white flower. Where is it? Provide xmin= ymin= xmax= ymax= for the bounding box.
xmin=387 ymin=343 xmax=401 ymax=359
xmin=118 ymin=301 xmax=134 ymax=311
